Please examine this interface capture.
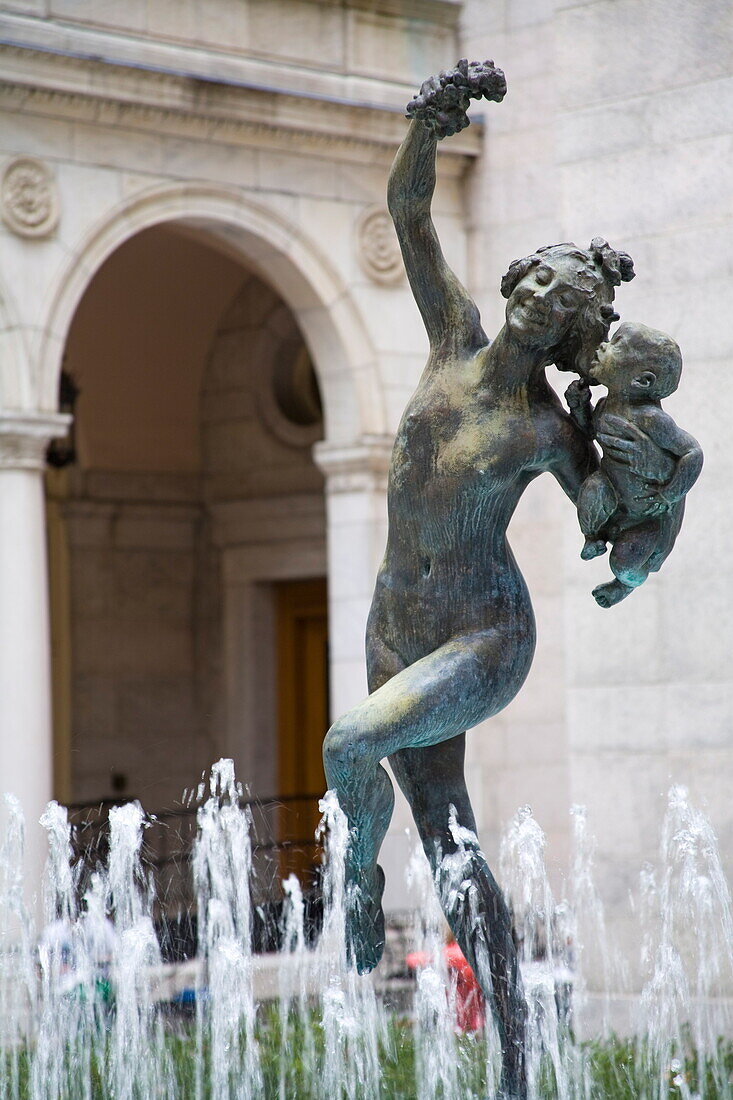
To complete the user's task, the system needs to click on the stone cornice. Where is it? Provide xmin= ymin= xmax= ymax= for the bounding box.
xmin=0 ymin=412 xmax=71 ymax=470
xmin=319 ymin=0 xmax=460 ymax=24
xmin=0 ymin=31 xmax=482 ymax=166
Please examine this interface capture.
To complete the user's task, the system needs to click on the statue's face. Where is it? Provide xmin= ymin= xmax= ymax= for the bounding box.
xmin=589 ymin=326 xmax=645 ymax=394
xmin=505 ymin=257 xmax=594 ymax=348
xmin=588 ymin=332 xmax=619 ymax=387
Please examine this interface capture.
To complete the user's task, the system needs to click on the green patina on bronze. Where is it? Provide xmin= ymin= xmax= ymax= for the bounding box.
xmin=322 ymin=60 xmax=702 ymax=1100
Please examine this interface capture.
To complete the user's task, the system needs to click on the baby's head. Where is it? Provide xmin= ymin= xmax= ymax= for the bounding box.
xmin=590 ymin=321 xmax=682 ymax=400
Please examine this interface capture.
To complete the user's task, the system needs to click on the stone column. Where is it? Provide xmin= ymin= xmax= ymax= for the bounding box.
xmin=313 ymin=434 xmax=392 ymax=719
xmin=0 ymin=412 xmax=70 ymax=915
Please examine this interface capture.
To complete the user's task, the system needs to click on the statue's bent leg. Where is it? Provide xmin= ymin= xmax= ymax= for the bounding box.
xmin=391 ymin=736 xmax=527 ymax=1100
xmin=322 ymin=627 xmax=525 ymax=971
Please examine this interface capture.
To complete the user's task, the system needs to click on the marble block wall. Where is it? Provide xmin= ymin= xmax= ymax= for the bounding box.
xmin=63 ymin=490 xmax=205 ymax=808
xmin=558 ymin=0 xmax=733 ymax=993
xmin=461 ymin=0 xmax=733 ymax=994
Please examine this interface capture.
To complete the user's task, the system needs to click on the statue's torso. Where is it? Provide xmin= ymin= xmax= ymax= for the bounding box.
xmin=369 ymin=352 xmax=548 ymax=661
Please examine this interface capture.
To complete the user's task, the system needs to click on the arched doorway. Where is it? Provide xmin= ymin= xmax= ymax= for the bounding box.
xmin=37 ymin=185 xmax=383 ymax=443
xmin=51 ymin=221 xmax=331 ymax=912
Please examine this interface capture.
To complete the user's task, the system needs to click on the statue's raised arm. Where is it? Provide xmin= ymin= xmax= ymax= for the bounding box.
xmin=387 ymin=60 xmax=507 ymax=353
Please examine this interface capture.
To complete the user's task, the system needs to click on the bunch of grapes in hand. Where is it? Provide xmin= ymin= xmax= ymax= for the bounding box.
xmin=406 ymin=59 xmax=507 ymax=139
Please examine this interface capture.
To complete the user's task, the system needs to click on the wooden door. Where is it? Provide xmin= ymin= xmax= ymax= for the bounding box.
xmin=275 ymin=577 xmax=329 ymax=883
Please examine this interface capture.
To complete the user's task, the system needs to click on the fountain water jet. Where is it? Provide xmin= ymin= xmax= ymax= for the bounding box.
xmin=0 ymin=764 xmax=731 ymax=1098
xmin=639 ymin=786 xmax=733 ymax=1100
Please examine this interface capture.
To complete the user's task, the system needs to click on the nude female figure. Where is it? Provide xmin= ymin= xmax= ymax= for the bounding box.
xmin=322 ymin=62 xmax=647 ymax=1098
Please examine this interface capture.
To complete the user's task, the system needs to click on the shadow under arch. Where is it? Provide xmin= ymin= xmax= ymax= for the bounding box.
xmin=37 ymin=182 xmax=386 ymax=444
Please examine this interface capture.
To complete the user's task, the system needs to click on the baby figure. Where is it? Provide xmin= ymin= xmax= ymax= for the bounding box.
xmin=567 ymin=322 xmax=703 ymax=608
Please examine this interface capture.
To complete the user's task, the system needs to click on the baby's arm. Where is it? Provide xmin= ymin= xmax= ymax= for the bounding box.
xmin=634 ymin=406 xmax=703 ymax=506
xmin=564 ymin=379 xmax=596 ymax=438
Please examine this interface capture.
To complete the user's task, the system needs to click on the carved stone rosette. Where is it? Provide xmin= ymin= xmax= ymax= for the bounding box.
xmin=356 ymin=206 xmax=404 ymax=285
xmin=1 ymin=156 xmax=59 ymax=238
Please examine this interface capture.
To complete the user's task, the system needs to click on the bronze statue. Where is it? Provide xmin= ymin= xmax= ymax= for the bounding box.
xmin=567 ymin=322 xmax=702 ymax=606
xmin=322 ymin=61 xmax=700 ymax=1099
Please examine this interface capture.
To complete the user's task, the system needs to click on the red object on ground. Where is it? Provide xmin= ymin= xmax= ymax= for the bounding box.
xmin=406 ymin=942 xmax=485 ymax=1032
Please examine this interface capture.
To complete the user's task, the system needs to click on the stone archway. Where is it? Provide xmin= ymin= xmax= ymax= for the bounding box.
xmin=37 ymin=181 xmax=393 ymax=745
xmin=35 ymin=183 xmax=386 ymax=445
xmin=50 ymin=220 xmax=339 ymax=911
xmin=2 ymin=185 xmax=394 ymax=904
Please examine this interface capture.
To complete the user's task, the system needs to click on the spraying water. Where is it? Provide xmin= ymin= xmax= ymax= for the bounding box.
xmin=316 ymin=789 xmax=384 ymax=1100
xmin=194 ymin=758 xmax=262 ymax=1100
xmin=0 ymin=764 xmax=731 ymax=1098
xmin=107 ymin=801 xmax=169 ymax=1100
xmin=638 ymin=786 xmax=733 ymax=1100
xmin=0 ymin=796 xmax=36 ymax=1099
xmin=277 ymin=872 xmax=316 ymax=1097
xmin=406 ymin=840 xmax=462 ymax=1100
xmin=500 ymin=804 xmax=568 ymax=1098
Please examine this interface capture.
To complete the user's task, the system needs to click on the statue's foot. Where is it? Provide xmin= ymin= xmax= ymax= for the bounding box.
xmin=581 ymin=537 xmax=607 ymax=560
xmin=346 ymin=864 xmax=386 ymax=975
xmin=592 ymin=579 xmax=633 ymax=608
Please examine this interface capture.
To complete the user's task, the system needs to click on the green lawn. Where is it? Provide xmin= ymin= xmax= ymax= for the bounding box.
xmin=4 ymin=1011 xmax=732 ymax=1099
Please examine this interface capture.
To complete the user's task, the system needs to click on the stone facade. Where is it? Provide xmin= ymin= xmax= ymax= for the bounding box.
xmin=460 ymin=0 xmax=733 ymax=1005
xmin=0 ymin=0 xmax=731 ymax=1009
xmin=0 ymin=0 xmax=473 ymax=912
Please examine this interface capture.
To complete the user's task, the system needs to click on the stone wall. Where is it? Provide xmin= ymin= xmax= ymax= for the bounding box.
xmin=202 ymin=272 xmax=324 ymax=504
xmin=461 ymin=0 xmax=733 ymax=997
xmin=64 ymin=487 xmax=205 ymax=808
xmin=558 ymin=0 xmax=733 ymax=992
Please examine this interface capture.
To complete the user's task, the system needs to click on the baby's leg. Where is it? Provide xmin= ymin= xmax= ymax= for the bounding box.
xmin=592 ymin=519 xmax=660 ymax=608
xmin=577 ymin=470 xmax=617 ymax=559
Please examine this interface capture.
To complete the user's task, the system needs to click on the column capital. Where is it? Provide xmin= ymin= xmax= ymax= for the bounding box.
xmin=0 ymin=411 xmax=71 ymax=470
xmin=313 ymin=433 xmax=393 ymax=493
